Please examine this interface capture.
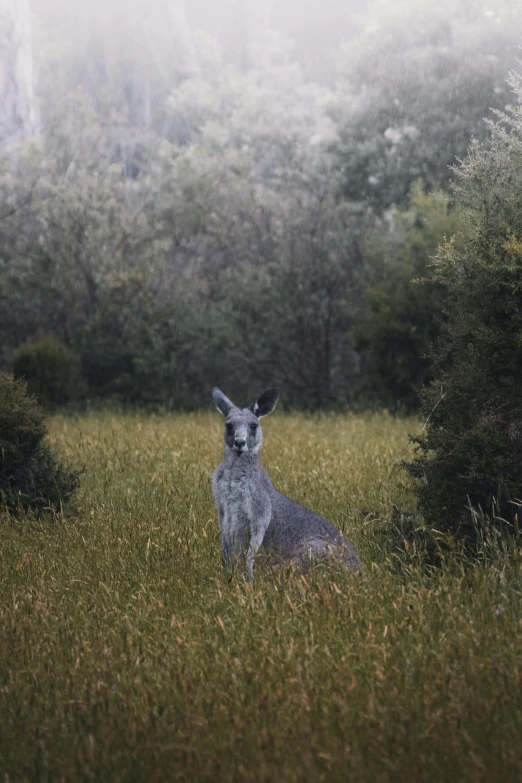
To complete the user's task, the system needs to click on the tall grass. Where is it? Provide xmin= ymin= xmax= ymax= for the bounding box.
xmin=1 ymin=412 xmax=521 ymax=781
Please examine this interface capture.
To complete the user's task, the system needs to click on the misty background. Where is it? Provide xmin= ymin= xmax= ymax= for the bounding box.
xmin=1 ymin=0 xmax=521 ymax=409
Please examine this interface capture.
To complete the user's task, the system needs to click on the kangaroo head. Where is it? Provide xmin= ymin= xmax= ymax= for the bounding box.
xmin=212 ymin=387 xmax=279 ymax=457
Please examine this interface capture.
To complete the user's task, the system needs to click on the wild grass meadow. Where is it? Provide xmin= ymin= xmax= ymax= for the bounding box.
xmin=1 ymin=412 xmax=522 ymax=781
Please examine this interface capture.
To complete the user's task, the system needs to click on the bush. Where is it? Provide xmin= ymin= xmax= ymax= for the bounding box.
xmin=403 ymin=73 xmax=522 ymax=541
xmin=0 ymin=372 xmax=80 ymax=515
xmin=12 ymin=335 xmax=85 ymax=407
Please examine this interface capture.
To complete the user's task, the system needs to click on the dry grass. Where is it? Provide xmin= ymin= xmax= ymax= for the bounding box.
xmin=1 ymin=411 xmax=521 ymax=782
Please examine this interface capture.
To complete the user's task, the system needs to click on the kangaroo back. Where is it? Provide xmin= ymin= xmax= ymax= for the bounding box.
xmin=262 ymin=489 xmax=361 ymax=572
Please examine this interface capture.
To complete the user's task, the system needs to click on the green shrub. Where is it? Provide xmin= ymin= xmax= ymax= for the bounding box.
xmin=357 ymin=184 xmax=466 ymax=410
xmin=12 ymin=335 xmax=84 ymax=408
xmin=403 ymin=73 xmax=522 ymax=542
xmin=0 ymin=372 xmax=80 ymax=515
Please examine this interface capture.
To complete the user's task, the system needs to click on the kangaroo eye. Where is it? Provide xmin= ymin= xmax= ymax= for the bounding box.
xmin=250 ymin=423 xmax=258 ymax=433
xmin=226 ymin=423 xmax=233 ymax=433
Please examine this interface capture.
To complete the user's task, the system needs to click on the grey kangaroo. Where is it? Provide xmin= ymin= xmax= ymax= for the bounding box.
xmin=212 ymin=387 xmax=361 ymax=581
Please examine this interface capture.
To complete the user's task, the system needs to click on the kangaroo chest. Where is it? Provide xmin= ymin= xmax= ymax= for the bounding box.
xmin=214 ymin=464 xmax=259 ymax=538
xmin=220 ymin=472 xmax=252 ymax=515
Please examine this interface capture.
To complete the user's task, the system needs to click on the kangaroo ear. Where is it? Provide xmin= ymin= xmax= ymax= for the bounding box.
xmin=250 ymin=388 xmax=280 ymax=418
xmin=212 ymin=387 xmax=235 ymax=416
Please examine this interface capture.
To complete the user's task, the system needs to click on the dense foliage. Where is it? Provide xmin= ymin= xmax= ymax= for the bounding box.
xmin=332 ymin=1 xmax=522 ymax=213
xmin=404 ymin=74 xmax=522 ymax=535
xmin=0 ymin=1 xmax=520 ymax=409
xmin=13 ymin=335 xmax=84 ymax=407
xmin=0 ymin=372 xmax=80 ymax=514
xmin=357 ymin=185 xmax=467 ymax=410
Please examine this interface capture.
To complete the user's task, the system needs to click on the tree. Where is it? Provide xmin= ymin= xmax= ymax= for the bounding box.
xmin=331 ymin=0 xmax=522 ymax=213
xmin=6 ymin=3 xmax=522 ymax=414
xmin=357 ymin=184 xmax=466 ymax=410
xmin=0 ymin=372 xmax=80 ymax=515
xmin=0 ymin=0 xmax=38 ymax=144
xmin=404 ymin=72 xmax=522 ymax=537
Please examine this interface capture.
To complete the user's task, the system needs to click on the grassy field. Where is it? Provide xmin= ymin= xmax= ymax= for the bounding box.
xmin=1 ymin=411 xmax=522 ymax=782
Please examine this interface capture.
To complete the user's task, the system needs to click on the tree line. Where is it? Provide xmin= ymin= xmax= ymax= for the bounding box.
xmin=0 ymin=0 xmax=521 ymax=410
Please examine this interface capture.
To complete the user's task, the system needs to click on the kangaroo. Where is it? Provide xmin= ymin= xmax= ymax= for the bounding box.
xmin=212 ymin=387 xmax=361 ymax=581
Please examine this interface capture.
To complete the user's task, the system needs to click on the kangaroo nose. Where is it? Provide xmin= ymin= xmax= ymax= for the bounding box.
xmin=234 ymin=437 xmax=246 ymax=447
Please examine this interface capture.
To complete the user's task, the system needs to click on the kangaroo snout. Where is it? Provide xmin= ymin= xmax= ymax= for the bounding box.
xmin=234 ymin=437 xmax=247 ymax=453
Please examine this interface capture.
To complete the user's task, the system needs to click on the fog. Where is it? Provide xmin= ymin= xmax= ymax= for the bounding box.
xmin=30 ymin=0 xmax=370 ymax=78
xmin=1 ymin=0 xmax=521 ymax=409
